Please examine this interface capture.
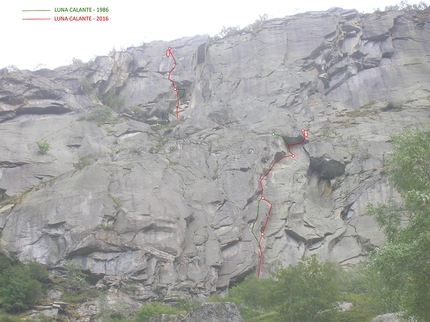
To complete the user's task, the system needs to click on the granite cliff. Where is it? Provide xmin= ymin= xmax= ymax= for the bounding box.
xmin=1 ymin=7 xmax=430 ymax=307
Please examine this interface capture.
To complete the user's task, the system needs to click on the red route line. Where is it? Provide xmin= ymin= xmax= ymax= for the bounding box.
xmin=165 ymin=46 xmax=180 ymax=119
xmin=256 ymin=128 xmax=309 ymax=277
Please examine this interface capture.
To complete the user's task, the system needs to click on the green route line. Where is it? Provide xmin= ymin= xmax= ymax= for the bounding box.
xmin=272 ymin=132 xmax=289 ymax=147
xmin=178 ymin=88 xmax=186 ymax=100
xmin=251 ymin=199 xmax=262 ymax=243
xmin=22 ymin=10 xmax=51 ymax=12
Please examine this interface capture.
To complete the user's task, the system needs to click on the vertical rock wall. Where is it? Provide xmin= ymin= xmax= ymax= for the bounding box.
xmin=0 ymin=8 xmax=429 ymax=299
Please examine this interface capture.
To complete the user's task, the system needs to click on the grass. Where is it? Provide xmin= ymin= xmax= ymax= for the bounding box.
xmin=98 ymin=224 xmax=116 ymax=231
xmin=0 ymin=313 xmax=21 ymax=322
xmin=82 ymin=106 xmax=114 ymax=126
xmin=345 ymin=109 xmax=379 ymax=118
xmin=103 ymin=91 xmax=125 ymax=111
xmin=332 ymin=120 xmax=352 ymax=127
xmin=108 ymin=193 xmax=122 ymax=207
xmin=80 ymin=78 xmax=94 ymax=94
xmin=320 ymin=127 xmax=336 ymax=139
xmin=381 ymin=101 xmax=402 ymax=112
xmin=71 ymin=58 xmax=95 ymax=69
xmin=130 ymin=148 xmax=142 ymax=155
xmin=129 ymin=105 xmax=145 ymax=119
xmin=0 ymin=193 xmax=24 ymax=208
xmin=246 ymin=311 xmax=280 ymax=322
xmin=60 ymin=289 xmax=102 ymax=304
xmin=359 ymin=100 xmax=377 ymax=109
xmin=151 ymin=124 xmax=173 ymax=133
xmin=74 ymin=156 xmax=92 ymax=170
xmin=156 ymin=138 xmax=167 ymax=151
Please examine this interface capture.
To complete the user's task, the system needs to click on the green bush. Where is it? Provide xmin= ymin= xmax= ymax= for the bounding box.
xmin=363 ymin=126 xmax=430 ymax=321
xmin=103 ymin=91 xmax=125 ymax=111
xmin=71 ymin=58 xmax=95 ymax=68
xmin=36 ymin=140 xmax=51 ymax=154
xmin=0 ymin=261 xmax=45 ymax=313
xmin=334 ymin=309 xmax=374 ymax=322
xmin=27 ymin=261 xmax=50 ymax=283
xmin=381 ymin=101 xmax=401 ymax=112
xmin=80 ymin=78 xmax=94 ymax=94
xmin=270 ymin=255 xmax=341 ymax=322
xmin=246 ymin=311 xmax=280 ymax=322
xmin=129 ymin=105 xmax=145 ymax=119
xmin=384 ymin=0 xmax=428 ymax=11
xmin=242 ymin=14 xmax=269 ymax=33
xmin=134 ymin=302 xmax=183 ymax=322
xmin=84 ymin=106 xmax=113 ymax=125
xmin=228 ymin=274 xmax=275 ymax=320
xmin=171 ymin=299 xmax=200 ymax=312
xmin=75 ymin=156 xmax=92 ymax=170
xmin=64 ymin=260 xmax=89 ymax=292
xmin=206 ymin=293 xmax=228 ymax=303
xmin=60 ymin=289 xmax=100 ymax=304
xmin=212 ymin=14 xmax=268 ymax=39
xmin=0 ymin=253 xmax=13 ymax=273
xmin=0 ymin=314 xmax=21 ymax=322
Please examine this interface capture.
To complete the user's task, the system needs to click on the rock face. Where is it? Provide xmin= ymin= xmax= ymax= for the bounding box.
xmin=147 ymin=303 xmax=243 ymax=322
xmin=1 ymin=7 xmax=430 ymax=299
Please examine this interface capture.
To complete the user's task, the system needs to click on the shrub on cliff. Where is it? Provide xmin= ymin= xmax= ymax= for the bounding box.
xmin=36 ymin=140 xmax=51 ymax=154
xmin=64 ymin=260 xmax=89 ymax=292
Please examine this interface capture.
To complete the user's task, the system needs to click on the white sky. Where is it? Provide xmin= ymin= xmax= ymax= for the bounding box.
xmin=1 ymin=0 xmax=426 ymax=70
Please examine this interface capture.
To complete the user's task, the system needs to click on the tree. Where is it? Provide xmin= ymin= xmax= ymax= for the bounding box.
xmin=366 ymin=126 xmax=430 ymax=321
xmin=269 ymin=255 xmax=341 ymax=322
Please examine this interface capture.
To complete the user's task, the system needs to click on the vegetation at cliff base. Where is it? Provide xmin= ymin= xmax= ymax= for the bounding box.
xmin=0 ymin=254 xmax=49 ymax=313
xmin=207 ymin=257 xmax=385 ymax=322
xmin=365 ymin=126 xmax=430 ymax=322
xmin=133 ymin=302 xmax=184 ymax=322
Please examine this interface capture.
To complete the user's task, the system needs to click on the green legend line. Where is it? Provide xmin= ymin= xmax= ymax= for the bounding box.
xmin=22 ymin=9 xmax=51 ymax=20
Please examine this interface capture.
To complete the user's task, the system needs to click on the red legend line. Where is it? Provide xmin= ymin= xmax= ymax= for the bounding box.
xmin=22 ymin=9 xmax=51 ymax=20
